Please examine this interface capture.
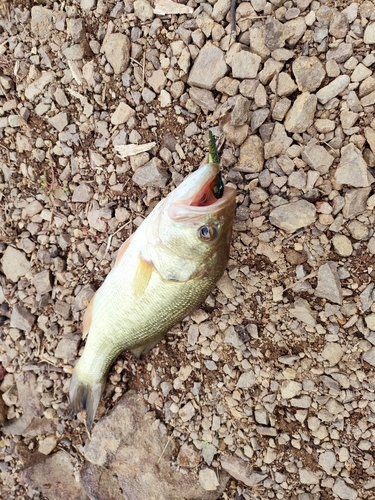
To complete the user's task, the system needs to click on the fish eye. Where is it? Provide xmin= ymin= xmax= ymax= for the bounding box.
xmin=198 ymin=225 xmax=218 ymax=241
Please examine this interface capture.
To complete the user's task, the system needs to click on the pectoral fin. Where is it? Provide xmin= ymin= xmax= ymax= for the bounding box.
xmin=132 ymin=256 xmax=154 ymax=297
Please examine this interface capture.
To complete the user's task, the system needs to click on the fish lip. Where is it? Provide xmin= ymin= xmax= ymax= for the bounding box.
xmin=168 ymin=163 xmax=236 ymax=220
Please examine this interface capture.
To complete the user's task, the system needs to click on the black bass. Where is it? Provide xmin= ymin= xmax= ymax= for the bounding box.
xmin=70 ymin=153 xmax=236 ymax=428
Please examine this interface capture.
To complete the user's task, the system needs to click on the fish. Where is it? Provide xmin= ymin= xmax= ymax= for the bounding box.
xmin=69 ymin=143 xmax=236 ymax=429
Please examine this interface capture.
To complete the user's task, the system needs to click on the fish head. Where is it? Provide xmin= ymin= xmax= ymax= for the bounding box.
xmin=146 ymin=163 xmax=236 ymax=281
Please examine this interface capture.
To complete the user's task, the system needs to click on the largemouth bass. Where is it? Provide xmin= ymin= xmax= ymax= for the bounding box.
xmin=70 ymin=153 xmax=236 ymax=429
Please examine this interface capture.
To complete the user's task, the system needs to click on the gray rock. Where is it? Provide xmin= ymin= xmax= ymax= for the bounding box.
xmin=111 ymin=102 xmax=136 ymax=125
xmin=72 ymin=284 xmax=95 ymax=313
xmin=264 ymin=122 xmax=293 ymax=159
xmin=321 ymin=342 xmax=344 ymax=366
xmin=315 ymin=262 xmax=343 ymax=305
xmin=49 ymin=112 xmax=68 ymax=132
xmin=202 ymin=444 xmax=217 ymax=466
xmin=348 ymin=220 xmax=369 ymax=240
xmin=132 ymin=159 xmax=170 ymax=188
xmin=2 ymin=246 xmax=31 ymax=282
xmin=361 ymin=90 xmax=375 ymax=106
xmin=72 ymin=183 xmax=94 ymax=202
xmin=212 ymin=0 xmax=231 ymax=22
xmin=292 ymin=56 xmax=325 ymax=92
xmin=302 ymin=139 xmax=334 ymax=174
xmin=363 ymin=347 xmax=375 ymax=367
xmin=284 ymin=92 xmax=317 ymax=133
xmin=237 ymin=371 xmax=256 ymax=388
xmin=326 ymin=42 xmax=353 ymax=63
xmin=62 ymin=44 xmax=84 ymax=61
xmin=148 ymin=69 xmax=167 ymax=93
xmin=33 ymin=270 xmax=53 ymax=295
xmin=237 ymin=135 xmax=264 ymax=173
xmin=199 ymin=468 xmax=219 ymax=491
xmin=83 ymin=391 xmax=228 ymax=499
xmin=316 ymin=75 xmax=350 ymax=105
xmin=332 ymin=234 xmax=353 ymax=257
xmin=231 ymin=51 xmax=261 ymax=79
xmin=251 ymin=108 xmax=269 ymax=131
xmin=222 ymin=122 xmax=248 ymax=147
xmin=332 ymin=479 xmax=357 ymax=500
xmin=25 ymin=72 xmax=54 ymax=101
xmin=55 ymin=335 xmax=81 ymax=362
xmin=102 ymin=33 xmax=131 ymax=74
xmin=299 ymin=469 xmax=319 ymax=485
xmin=19 ymin=451 xmax=88 ymax=500
xmin=231 ymin=96 xmax=250 ymax=126
xmin=269 ymin=200 xmax=316 ymax=233
xmin=10 ymin=304 xmax=36 ymax=333
xmin=188 ymin=44 xmax=228 ymax=90
xmin=364 ymin=22 xmax=375 ymax=45
xmin=281 ymin=380 xmax=302 ymax=399
xmin=334 ymin=143 xmax=373 ymax=187
xmin=272 ymin=97 xmax=291 ymax=121
xmin=31 ymin=6 xmax=52 ymax=38
xmin=3 ymin=372 xmax=44 ymax=436
xmin=264 ymin=18 xmax=286 ymax=50
xmin=133 ymin=0 xmax=153 ymax=21
xmin=360 ymin=283 xmax=374 ymax=312
xmin=189 ymin=87 xmax=217 ymax=112
xmin=215 ymin=77 xmax=240 ymax=96
xmin=343 ymin=187 xmax=371 ymax=218
xmin=270 ymin=72 xmax=297 ymax=96
xmin=221 ymin=455 xmax=266 ymax=487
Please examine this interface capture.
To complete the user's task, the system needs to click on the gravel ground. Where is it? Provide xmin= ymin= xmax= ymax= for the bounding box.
xmin=1 ymin=0 xmax=375 ymax=498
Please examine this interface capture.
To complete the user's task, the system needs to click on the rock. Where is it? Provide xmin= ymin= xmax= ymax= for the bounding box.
xmin=231 ymin=96 xmax=250 ymax=126
xmin=188 ymin=44 xmax=228 ymax=90
xmin=177 ymin=443 xmax=200 ymax=468
xmin=332 ymin=479 xmax=357 ymax=500
xmin=351 ymin=63 xmax=372 ymax=83
xmin=315 ymin=262 xmax=343 ymax=305
xmin=318 ymin=450 xmax=336 ymax=474
xmin=111 ymin=102 xmax=136 ymax=125
xmin=212 ymin=0 xmax=231 ymax=22
xmin=299 ymin=469 xmax=319 ymax=485
xmin=231 ymin=51 xmax=261 ymax=79
xmin=221 ymin=455 xmax=266 ymax=487
xmin=326 ymin=43 xmax=353 ymax=63
xmin=189 ymin=87 xmax=217 ymax=112
xmin=132 ymin=159 xmax=170 ymax=188
xmin=321 ymin=342 xmax=344 ymax=366
xmin=133 ymin=0 xmax=153 ymax=21
xmin=237 ymin=371 xmax=256 ymax=388
xmin=290 ymin=298 xmax=316 ymax=326
xmin=63 ymin=44 xmax=84 ymax=61
xmin=72 ymin=183 xmax=94 ymax=202
xmin=49 ymin=112 xmax=68 ymax=132
xmin=365 ymin=314 xmax=375 ymax=330
xmin=236 ymin=135 xmax=264 ymax=173
xmin=31 ymin=6 xmax=52 ymax=38
xmin=292 ymin=56 xmax=325 ymax=92
xmin=215 ymin=77 xmax=240 ymax=96
xmin=202 ymin=444 xmax=217 ymax=466
xmin=102 ymin=33 xmax=130 ymax=74
xmin=348 ymin=220 xmax=369 ymax=240
xmin=364 ymin=23 xmax=375 ymax=44
xmin=334 ymin=143 xmax=373 ymax=187
xmin=222 ymin=122 xmax=248 ymax=147
xmin=270 ymin=72 xmax=297 ymax=96
xmin=55 ymin=335 xmax=81 ymax=362
xmin=264 ymin=18 xmax=286 ymax=50
xmin=264 ymin=122 xmax=293 ymax=158
xmin=269 ymin=200 xmax=316 ymax=233
xmin=148 ymin=69 xmax=167 ymax=93
xmin=38 ymin=435 xmax=58 ymax=455
xmin=199 ymin=468 xmax=220 ymax=491
xmin=83 ymin=391 xmax=228 ymax=499
xmin=3 ymin=372 xmax=44 ymax=436
xmin=281 ymin=380 xmax=302 ymax=399
xmin=302 ymin=139 xmax=334 ymax=174
xmin=363 ymin=347 xmax=375 ymax=367
xmin=33 ymin=270 xmax=53 ymax=295
xmin=332 ymin=234 xmax=353 ymax=257
xmin=364 ymin=127 xmax=375 ymax=155
xmin=10 ymin=304 xmax=35 ymax=333
xmin=284 ymin=92 xmax=317 ymax=133
xmin=316 ymin=75 xmax=350 ymax=105
xmin=19 ymin=451 xmax=88 ymax=499
xmin=343 ymin=188 xmax=371 ymax=218
xmin=2 ymin=246 xmax=31 ymax=282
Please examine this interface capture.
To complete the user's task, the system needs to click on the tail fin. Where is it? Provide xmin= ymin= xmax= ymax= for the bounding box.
xmin=69 ymin=366 xmax=105 ymax=430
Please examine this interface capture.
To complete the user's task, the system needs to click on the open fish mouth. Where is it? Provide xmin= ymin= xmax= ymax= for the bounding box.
xmin=168 ymin=163 xmax=236 ymax=221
